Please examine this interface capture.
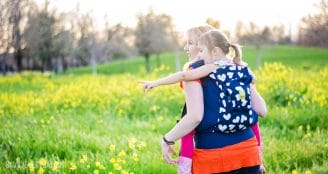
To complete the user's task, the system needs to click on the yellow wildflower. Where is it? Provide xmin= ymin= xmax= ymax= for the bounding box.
xmin=80 ymin=158 xmax=85 ymax=164
xmin=133 ymin=153 xmax=139 ymax=161
xmin=157 ymin=116 xmax=163 ymax=122
xmin=27 ymin=161 xmax=34 ymax=172
xmin=83 ymin=155 xmax=88 ymax=161
xmin=118 ymin=150 xmax=126 ymax=157
xmin=99 ymin=164 xmax=106 ymax=170
xmin=109 ymin=144 xmax=115 ymax=152
xmin=305 ymin=170 xmax=312 ymax=174
xmin=137 ymin=141 xmax=146 ymax=149
xmin=113 ymin=163 xmax=121 ymax=171
xmin=110 ymin=158 xmax=116 ymax=163
xmin=129 ymin=137 xmax=137 ymax=144
xmin=121 ymin=170 xmax=129 ymax=174
xmin=129 ymin=143 xmax=135 ymax=149
xmin=292 ymin=169 xmax=297 ymax=174
xmin=52 ymin=161 xmax=59 ymax=172
xmin=96 ymin=161 xmax=101 ymax=167
xmin=39 ymin=158 xmax=47 ymax=167
xmin=38 ymin=168 xmax=44 ymax=174
xmin=70 ymin=163 xmax=77 ymax=170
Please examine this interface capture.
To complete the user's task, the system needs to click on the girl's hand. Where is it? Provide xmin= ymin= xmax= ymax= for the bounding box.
xmin=139 ymin=80 xmax=157 ymax=92
xmin=161 ymin=139 xmax=177 ymax=164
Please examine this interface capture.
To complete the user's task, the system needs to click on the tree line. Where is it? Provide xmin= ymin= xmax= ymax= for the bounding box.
xmin=0 ymin=0 xmax=327 ymax=74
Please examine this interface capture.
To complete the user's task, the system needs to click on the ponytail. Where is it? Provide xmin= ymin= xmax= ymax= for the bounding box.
xmin=199 ymin=30 xmax=246 ymax=66
xmin=230 ymin=43 xmax=244 ymax=66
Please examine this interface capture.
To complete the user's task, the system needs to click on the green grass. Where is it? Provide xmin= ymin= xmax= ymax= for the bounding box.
xmin=243 ymin=45 xmax=328 ymax=69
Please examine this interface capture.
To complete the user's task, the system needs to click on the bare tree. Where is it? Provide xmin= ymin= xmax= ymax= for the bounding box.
xmin=5 ymin=0 xmax=31 ymax=71
xmin=153 ymin=14 xmax=178 ymax=67
xmin=0 ymin=0 xmax=12 ymax=74
xmin=298 ymin=0 xmax=328 ymax=48
xmin=106 ymin=24 xmax=136 ymax=60
xmin=24 ymin=1 xmax=56 ymax=71
xmin=104 ymin=23 xmax=136 ymax=72
xmin=73 ymin=12 xmax=94 ymax=66
xmin=52 ymin=27 xmax=74 ymax=73
xmin=135 ymin=9 xmax=178 ymax=72
xmin=1 ymin=0 xmax=31 ymax=73
xmin=237 ymin=22 xmax=273 ymax=68
xmin=271 ymin=24 xmax=287 ymax=44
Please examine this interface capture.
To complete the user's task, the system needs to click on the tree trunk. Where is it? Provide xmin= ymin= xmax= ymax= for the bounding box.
xmin=61 ymin=57 xmax=66 ymax=72
xmin=14 ymin=48 xmax=23 ymax=71
xmin=42 ymin=58 xmax=46 ymax=72
xmin=175 ymin=51 xmax=181 ymax=71
xmin=56 ymin=57 xmax=63 ymax=73
xmin=1 ymin=52 xmax=8 ymax=75
xmin=46 ymin=56 xmax=52 ymax=71
xmin=13 ymin=6 xmax=23 ymax=72
xmin=26 ymin=54 xmax=31 ymax=70
xmin=255 ymin=45 xmax=261 ymax=69
xmin=145 ymin=53 xmax=150 ymax=72
xmin=91 ymin=56 xmax=97 ymax=75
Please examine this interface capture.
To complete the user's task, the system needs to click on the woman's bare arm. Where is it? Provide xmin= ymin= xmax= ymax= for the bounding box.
xmin=250 ymin=85 xmax=267 ymax=117
xmin=164 ymin=81 xmax=204 ymax=141
xmin=160 ymin=81 xmax=204 ymax=164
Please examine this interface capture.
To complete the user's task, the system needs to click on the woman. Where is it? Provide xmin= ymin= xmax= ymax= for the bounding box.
xmin=161 ymin=30 xmax=267 ymax=173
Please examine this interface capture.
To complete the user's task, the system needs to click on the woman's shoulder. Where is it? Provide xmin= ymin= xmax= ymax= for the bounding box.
xmin=189 ymin=59 xmax=205 ymax=69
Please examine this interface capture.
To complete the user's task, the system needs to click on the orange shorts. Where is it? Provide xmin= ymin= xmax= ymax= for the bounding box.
xmin=192 ymin=137 xmax=260 ymax=174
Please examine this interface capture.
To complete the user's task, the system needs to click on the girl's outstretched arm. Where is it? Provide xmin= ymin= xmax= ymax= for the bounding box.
xmin=140 ymin=64 xmax=217 ymax=92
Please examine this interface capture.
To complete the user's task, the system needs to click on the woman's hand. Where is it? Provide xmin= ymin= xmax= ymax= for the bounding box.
xmin=139 ymin=80 xmax=157 ymax=92
xmin=161 ymin=138 xmax=177 ymax=164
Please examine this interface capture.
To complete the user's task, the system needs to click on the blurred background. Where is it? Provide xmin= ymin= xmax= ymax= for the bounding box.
xmin=0 ymin=0 xmax=327 ymax=74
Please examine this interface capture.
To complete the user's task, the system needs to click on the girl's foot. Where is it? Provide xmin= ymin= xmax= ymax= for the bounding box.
xmin=259 ymin=165 xmax=266 ymax=174
xmin=258 ymin=145 xmax=266 ymax=174
xmin=177 ymin=156 xmax=192 ymax=174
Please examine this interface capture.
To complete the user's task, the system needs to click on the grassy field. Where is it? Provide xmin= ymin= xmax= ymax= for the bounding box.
xmin=0 ymin=45 xmax=328 ymax=174
xmin=66 ymin=45 xmax=328 ymax=75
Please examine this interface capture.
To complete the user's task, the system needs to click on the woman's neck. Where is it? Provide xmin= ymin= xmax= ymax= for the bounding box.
xmin=189 ymin=57 xmax=200 ymax=62
xmin=205 ymin=56 xmax=230 ymax=64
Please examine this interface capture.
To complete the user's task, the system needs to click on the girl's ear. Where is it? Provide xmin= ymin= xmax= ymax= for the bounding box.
xmin=212 ymin=47 xmax=220 ymax=56
xmin=215 ymin=46 xmax=225 ymax=56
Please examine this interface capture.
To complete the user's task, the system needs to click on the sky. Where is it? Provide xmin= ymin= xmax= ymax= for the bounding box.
xmin=36 ymin=0 xmax=320 ymax=35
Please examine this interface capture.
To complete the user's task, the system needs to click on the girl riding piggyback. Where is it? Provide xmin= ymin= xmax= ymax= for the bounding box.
xmin=141 ymin=29 xmax=267 ymax=174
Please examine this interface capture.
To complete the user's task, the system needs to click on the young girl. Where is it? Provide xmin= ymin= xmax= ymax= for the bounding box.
xmin=141 ymin=29 xmax=267 ymax=173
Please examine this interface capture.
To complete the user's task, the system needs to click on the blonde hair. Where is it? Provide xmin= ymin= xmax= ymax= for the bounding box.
xmin=199 ymin=30 xmax=243 ymax=65
xmin=186 ymin=25 xmax=215 ymax=43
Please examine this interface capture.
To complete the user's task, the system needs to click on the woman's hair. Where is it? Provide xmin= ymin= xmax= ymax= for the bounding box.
xmin=186 ymin=25 xmax=215 ymax=43
xmin=199 ymin=30 xmax=243 ymax=65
